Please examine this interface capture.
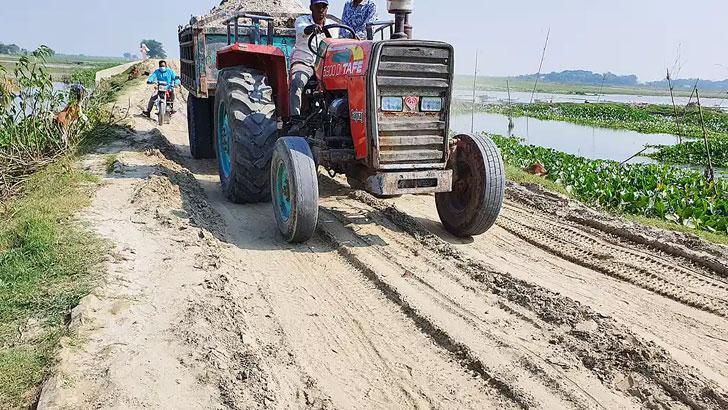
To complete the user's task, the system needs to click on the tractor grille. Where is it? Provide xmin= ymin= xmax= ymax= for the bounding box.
xmin=374 ymin=42 xmax=453 ymax=169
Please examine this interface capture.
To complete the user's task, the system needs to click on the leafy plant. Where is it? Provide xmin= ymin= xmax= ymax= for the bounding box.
xmin=476 ymin=102 xmax=728 ymax=139
xmin=491 ymin=134 xmax=728 ymax=234
xmin=647 ymin=139 xmax=728 ymax=168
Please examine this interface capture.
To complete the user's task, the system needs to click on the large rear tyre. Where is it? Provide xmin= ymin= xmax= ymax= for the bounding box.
xmin=214 ymin=68 xmax=278 ymax=203
xmin=188 ymin=95 xmax=214 ymax=159
xmin=271 ymin=137 xmax=319 ymax=243
xmin=436 ymin=133 xmax=505 ymax=237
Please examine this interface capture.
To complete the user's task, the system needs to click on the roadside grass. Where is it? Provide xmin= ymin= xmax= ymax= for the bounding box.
xmin=504 ymin=164 xmax=570 ymax=197
xmin=504 ymin=163 xmax=728 ymax=246
xmin=104 ymin=154 xmax=119 ymax=174
xmin=0 ymin=159 xmax=108 ymax=409
xmin=0 ymin=57 xmax=142 ymax=409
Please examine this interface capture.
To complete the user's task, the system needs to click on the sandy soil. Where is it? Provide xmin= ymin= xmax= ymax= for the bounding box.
xmin=37 ymin=62 xmax=728 ymax=410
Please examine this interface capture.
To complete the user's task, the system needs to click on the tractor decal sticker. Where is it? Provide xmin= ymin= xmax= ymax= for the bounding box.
xmin=332 ymin=50 xmax=352 ymax=63
xmin=351 ymin=110 xmax=364 ymax=123
xmin=404 ymin=96 xmax=420 ymax=111
xmin=323 ymin=45 xmax=366 ymax=78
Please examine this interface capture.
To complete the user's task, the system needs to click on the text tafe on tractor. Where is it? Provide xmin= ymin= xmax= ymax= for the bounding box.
xmin=179 ymin=0 xmax=505 ymax=243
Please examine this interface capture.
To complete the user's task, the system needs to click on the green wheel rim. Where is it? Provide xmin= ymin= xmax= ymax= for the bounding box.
xmin=276 ymin=162 xmax=291 ymax=221
xmin=217 ymin=104 xmax=231 ymax=178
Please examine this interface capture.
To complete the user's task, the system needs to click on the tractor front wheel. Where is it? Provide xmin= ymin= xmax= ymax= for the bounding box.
xmin=436 ymin=133 xmax=505 ymax=237
xmin=271 ymin=137 xmax=319 ymax=243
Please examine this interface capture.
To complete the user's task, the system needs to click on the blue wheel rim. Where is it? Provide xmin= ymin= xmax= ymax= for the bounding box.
xmin=217 ymin=104 xmax=231 ymax=178
xmin=276 ymin=163 xmax=291 ymax=221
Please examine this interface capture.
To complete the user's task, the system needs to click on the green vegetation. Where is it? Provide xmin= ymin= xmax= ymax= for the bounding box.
xmin=140 ymin=39 xmax=166 ymax=58
xmin=492 ymin=134 xmax=728 ymax=235
xmin=455 ymin=75 xmax=726 ymax=99
xmin=0 ymin=53 xmax=125 ymax=83
xmin=68 ymin=61 xmax=122 ymax=88
xmin=0 ymin=46 xmax=136 ymax=198
xmin=647 ymin=139 xmax=728 ymax=168
xmin=0 ymin=160 xmax=108 ymax=409
xmin=476 ymin=102 xmax=728 ymax=139
xmin=0 ymin=48 xmax=141 ymax=408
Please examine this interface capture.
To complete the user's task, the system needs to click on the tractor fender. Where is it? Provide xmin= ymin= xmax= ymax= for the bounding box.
xmin=217 ymin=44 xmax=290 ymax=118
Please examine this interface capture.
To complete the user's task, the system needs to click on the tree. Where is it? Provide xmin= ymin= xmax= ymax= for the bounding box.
xmin=132 ymin=55 xmax=139 ymax=60
xmin=46 ymin=47 xmax=55 ymax=57
xmin=140 ymin=39 xmax=166 ymax=59
xmin=0 ymin=43 xmax=20 ymax=55
xmin=123 ymin=52 xmax=132 ymax=60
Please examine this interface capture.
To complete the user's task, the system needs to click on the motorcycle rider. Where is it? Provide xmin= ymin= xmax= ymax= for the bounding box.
xmin=142 ymin=60 xmax=180 ymax=117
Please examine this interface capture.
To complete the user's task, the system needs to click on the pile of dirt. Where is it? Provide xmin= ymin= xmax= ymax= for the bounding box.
xmin=212 ymin=0 xmax=307 ymax=15
xmin=192 ymin=0 xmax=308 ymax=27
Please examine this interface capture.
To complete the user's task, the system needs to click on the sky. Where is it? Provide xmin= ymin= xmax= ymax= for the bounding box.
xmin=1 ymin=0 xmax=726 ymax=82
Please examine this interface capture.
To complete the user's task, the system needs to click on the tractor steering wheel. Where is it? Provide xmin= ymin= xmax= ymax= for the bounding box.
xmin=307 ymin=24 xmax=358 ymax=55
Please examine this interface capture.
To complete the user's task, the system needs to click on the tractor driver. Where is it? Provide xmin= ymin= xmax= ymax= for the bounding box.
xmin=288 ymin=0 xmax=337 ymax=131
xmin=142 ymin=60 xmax=180 ymax=117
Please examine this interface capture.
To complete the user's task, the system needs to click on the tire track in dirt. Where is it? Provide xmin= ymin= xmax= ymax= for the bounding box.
xmin=331 ymin=183 xmax=728 ymax=410
xmin=497 ymin=203 xmax=728 ymax=318
xmin=149 ymin=115 xmax=521 ymax=407
xmin=316 ymin=206 xmax=620 ymax=410
xmin=141 ymin=76 xmax=728 ymax=409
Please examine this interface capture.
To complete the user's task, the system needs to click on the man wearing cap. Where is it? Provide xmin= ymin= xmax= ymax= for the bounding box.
xmin=288 ymin=0 xmax=337 ymax=131
xmin=340 ymin=0 xmax=378 ymax=40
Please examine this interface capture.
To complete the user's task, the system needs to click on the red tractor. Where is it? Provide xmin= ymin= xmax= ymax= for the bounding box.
xmin=181 ymin=3 xmax=505 ymax=243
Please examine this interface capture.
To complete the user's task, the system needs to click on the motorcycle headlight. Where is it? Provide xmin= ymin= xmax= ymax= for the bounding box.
xmin=381 ymin=96 xmax=403 ymax=112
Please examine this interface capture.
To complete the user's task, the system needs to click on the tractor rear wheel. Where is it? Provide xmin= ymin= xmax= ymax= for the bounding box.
xmin=214 ymin=68 xmax=278 ymax=203
xmin=188 ymin=95 xmax=214 ymax=159
xmin=271 ymin=137 xmax=319 ymax=243
xmin=436 ymin=133 xmax=505 ymax=237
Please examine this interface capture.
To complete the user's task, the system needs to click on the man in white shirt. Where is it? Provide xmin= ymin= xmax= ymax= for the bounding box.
xmin=289 ymin=0 xmax=337 ymax=128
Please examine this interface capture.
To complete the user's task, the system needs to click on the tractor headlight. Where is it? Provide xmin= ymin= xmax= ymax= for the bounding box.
xmin=420 ymin=97 xmax=443 ymax=112
xmin=381 ymin=96 xmax=403 ymax=112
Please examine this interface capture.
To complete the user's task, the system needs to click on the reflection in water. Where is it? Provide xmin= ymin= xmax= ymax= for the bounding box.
xmin=451 ymin=112 xmax=679 ymax=164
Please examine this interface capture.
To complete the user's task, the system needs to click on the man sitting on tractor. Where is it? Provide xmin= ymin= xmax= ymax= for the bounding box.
xmin=142 ymin=60 xmax=180 ymax=117
xmin=339 ymin=0 xmax=378 ymax=40
xmin=288 ymin=0 xmax=337 ymax=132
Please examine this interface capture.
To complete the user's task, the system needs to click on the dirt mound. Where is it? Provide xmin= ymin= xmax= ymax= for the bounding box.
xmin=191 ymin=0 xmax=308 ymax=27
xmin=213 ymin=0 xmax=307 ymax=15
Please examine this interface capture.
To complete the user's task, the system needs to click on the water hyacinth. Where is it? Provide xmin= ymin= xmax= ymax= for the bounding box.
xmin=480 ymin=102 xmax=728 ymax=139
xmin=648 ymin=139 xmax=728 ymax=167
xmin=490 ymin=134 xmax=728 ymax=234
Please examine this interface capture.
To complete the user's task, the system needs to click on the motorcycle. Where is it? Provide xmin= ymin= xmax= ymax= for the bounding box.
xmin=153 ymin=80 xmax=175 ymax=125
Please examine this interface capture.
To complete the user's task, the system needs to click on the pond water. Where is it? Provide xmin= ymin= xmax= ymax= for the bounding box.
xmin=450 ymin=112 xmax=679 ymax=164
xmin=8 ymin=82 xmax=72 ymax=119
xmin=453 ymin=89 xmax=728 ymax=109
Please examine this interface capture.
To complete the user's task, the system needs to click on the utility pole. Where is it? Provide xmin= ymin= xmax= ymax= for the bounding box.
xmin=530 ymin=28 xmax=550 ymax=104
xmin=471 ymin=49 xmax=478 ymax=133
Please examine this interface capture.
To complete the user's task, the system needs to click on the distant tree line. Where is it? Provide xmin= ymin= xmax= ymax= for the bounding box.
xmin=515 ymin=69 xmax=728 ymax=90
xmin=0 ymin=42 xmax=31 ymax=55
xmin=646 ymin=78 xmax=728 ymax=90
xmin=517 ymin=70 xmax=639 ymax=86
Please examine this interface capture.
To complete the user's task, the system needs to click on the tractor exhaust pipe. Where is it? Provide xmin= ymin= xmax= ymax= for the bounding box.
xmin=388 ymin=0 xmax=414 ymax=39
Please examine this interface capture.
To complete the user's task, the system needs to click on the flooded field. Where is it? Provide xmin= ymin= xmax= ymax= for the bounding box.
xmin=453 ymin=89 xmax=728 ymax=108
xmin=451 ymin=112 xmax=678 ymax=163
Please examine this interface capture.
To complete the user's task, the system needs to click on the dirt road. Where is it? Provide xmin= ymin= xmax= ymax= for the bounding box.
xmin=38 ymin=63 xmax=728 ymax=409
